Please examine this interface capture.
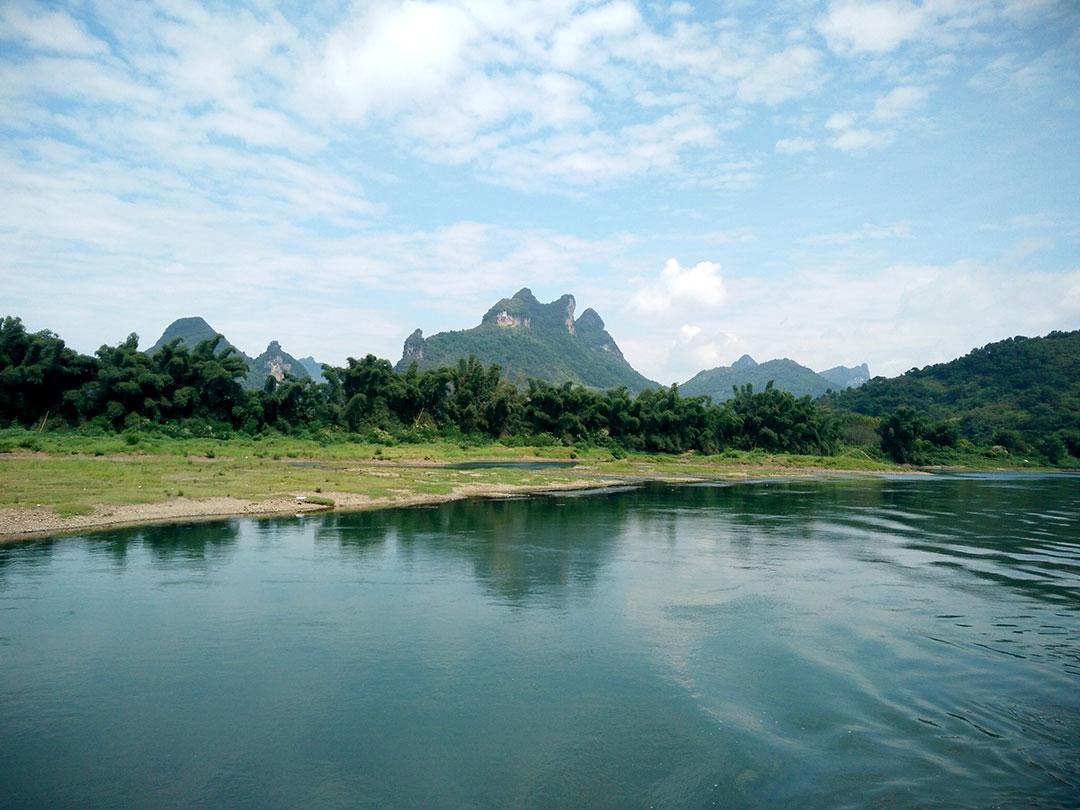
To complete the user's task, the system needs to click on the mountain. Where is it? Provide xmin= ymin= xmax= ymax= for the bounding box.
xmin=148 ymin=316 xmax=237 ymax=355
xmin=680 ymin=357 xmax=842 ymax=401
xmin=246 ymin=341 xmax=311 ymax=389
xmin=820 ymin=363 xmax=870 ymax=389
xmin=395 ymin=288 xmax=658 ymax=393
xmin=825 ymin=329 xmax=1080 ymax=453
xmin=148 ymin=317 xmax=310 ymax=390
xmin=298 ymin=356 xmax=325 ymax=383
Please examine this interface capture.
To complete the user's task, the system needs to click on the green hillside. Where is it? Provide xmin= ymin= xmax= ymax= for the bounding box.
xmin=825 ymin=329 xmax=1080 ymax=457
xmin=680 ymin=357 xmax=842 ymax=401
xmin=148 ymin=317 xmax=310 ymax=390
xmin=395 ymin=289 xmax=658 ymax=393
xmin=148 ymin=316 xmax=236 ymax=355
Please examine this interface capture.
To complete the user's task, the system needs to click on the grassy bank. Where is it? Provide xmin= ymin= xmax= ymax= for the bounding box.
xmin=0 ymin=428 xmax=1054 ymax=541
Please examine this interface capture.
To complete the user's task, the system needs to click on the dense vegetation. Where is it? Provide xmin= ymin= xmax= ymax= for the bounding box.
xmin=150 ymin=316 xmax=313 ymax=390
xmin=825 ymin=330 xmax=1080 ymax=464
xmin=395 ymin=289 xmax=657 ymax=393
xmin=0 ymin=316 xmax=837 ymax=455
xmin=5 ymin=315 xmax=1076 ymax=467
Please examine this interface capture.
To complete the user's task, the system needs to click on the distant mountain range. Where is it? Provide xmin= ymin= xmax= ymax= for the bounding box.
xmin=150 ymin=303 xmax=869 ymax=400
xmin=148 ymin=317 xmax=321 ymax=390
xmin=396 ymin=288 xmax=659 ymax=393
xmin=680 ymin=355 xmax=869 ymax=401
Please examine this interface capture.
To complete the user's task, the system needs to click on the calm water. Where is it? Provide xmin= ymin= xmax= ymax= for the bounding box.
xmin=1 ymin=475 xmax=1078 ymax=808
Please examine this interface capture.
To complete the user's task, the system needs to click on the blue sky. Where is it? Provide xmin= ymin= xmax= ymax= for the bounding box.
xmin=1 ymin=0 xmax=1078 ymax=383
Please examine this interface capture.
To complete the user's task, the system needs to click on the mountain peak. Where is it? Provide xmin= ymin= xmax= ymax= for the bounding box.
xmin=148 ymin=316 xmax=228 ymax=354
xmin=576 ymin=307 xmax=605 ymax=331
xmin=732 ymin=354 xmax=757 ymax=369
xmin=398 ymin=289 xmax=656 ymax=392
xmin=512 ymin=287 xmax=537 ymax=303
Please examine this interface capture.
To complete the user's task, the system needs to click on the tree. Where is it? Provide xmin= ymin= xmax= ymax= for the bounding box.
xmin=879 ymin=407 xmax=923 ymax=464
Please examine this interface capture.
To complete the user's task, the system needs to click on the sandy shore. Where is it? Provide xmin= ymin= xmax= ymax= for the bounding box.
xmin=0 ymin=478 xmax=619 ymax=544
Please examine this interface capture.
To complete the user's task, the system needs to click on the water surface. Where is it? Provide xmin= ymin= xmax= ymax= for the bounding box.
xmin=1 ymin=474 xmax=1078 ymax=807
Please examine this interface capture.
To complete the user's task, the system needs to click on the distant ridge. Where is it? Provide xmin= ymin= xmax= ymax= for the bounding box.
xmin=680 ymin=356 xmax=870 ymax=401
xmin=396 ymin=288 xmax=658 ymax=392
xmin=148 ymin=317 xmax=315 ymax=390
xmin=820 ymin=363 xmax=870 ymax=389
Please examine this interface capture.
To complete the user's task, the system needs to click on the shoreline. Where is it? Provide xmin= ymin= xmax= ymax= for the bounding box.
xmin=0 ymin=477 xmax=630 ymax=544
xmin=4 ymin=440 xmax=1054 ymax=545
xmin=0 ymin=466 xmax=923 ymax=545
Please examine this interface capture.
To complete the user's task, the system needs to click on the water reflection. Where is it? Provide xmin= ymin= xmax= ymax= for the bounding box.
xmin=316 ymin=494 xmax=632 ymax=606
xmin=84 ymin=520 xmax=241 ymax=566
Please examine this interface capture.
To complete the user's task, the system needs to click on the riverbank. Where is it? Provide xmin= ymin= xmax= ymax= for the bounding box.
xmin=0 ymin=435 xmax=922 ymax=542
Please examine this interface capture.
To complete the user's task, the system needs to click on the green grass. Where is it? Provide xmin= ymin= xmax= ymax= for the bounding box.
xmin=0 ymin=427 xmax=1059 ymax=521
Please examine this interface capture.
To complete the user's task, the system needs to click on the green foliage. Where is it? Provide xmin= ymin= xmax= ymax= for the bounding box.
xmin=879 ymin=407 xmax=923 ymax=464
xmin=0 ymin=315 xmax=842 ymax=458
xmin=10 ymin=313 xmax=1074 ymax=466
xmin=827 ymin=330 xmax=1080 ymax=466
xmin=0 ymin=316 xmax=96 ymax=426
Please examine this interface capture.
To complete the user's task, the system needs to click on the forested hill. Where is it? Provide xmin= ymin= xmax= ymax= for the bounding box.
xmin=396 ymin=288 xmax=658 ymax=393
xmin=680 ymin=356 xmax=868 ymax=401
xmin=825 ymin=329 xmax=1080 ymax=454
xmin=148 ymin=317 xmax=314 ymax=390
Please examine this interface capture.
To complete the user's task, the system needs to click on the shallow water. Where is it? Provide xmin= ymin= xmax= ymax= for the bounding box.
xmin=1 ymin=474 xmax=1078 ymax=808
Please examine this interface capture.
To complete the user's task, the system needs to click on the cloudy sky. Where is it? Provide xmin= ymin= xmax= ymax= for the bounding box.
xmin=2 ymin=0 xmax=1078 ymax=383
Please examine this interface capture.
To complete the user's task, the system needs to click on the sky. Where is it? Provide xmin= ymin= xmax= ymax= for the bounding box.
xmin=2 ymin=0 xmax=1079 ymax=384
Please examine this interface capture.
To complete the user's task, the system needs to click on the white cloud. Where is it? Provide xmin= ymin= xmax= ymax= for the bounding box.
xmin=873 ymin=85 xmax=930 ymax=120
xmin=831 ymin=127 xmax=895 ymax=150
xmin=678 ymin=324 xmax=703 ymax=341
xmin=775 ymin=137 xmax=816 ymax=154
xmin=817 ymin=1 xmax=927 ymax=55
xmin=825 ymin=111 xmax=857 ymax=130
xmin=736 ymin=45 xmax=823 ymax=105
xmin=0 ymin=3 xmax=109 ymax=56
xmin=314 ymin=2 xmax=479 ymax=121
xmin=630 ymin=258 xmax=726 ymax=315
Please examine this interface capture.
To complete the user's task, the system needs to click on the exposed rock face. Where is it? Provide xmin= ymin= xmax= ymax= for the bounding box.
xmin=495 ymin=311 xmax=531 ymax=328
xmin=249 ymin=340 xmax=311 ymax=387
xmin=402 ymin=328 xmax=426 ymax=364
xmin=559 ymin=294 xmax=576 ymax=335
xmin=261 ymin=342 xmax=294 ymax=382
xmin=732 ymin=354 xmax=758 ymax=370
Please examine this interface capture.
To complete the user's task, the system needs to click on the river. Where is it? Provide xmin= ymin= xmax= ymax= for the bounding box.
xmin=1 ymin=474 xmax=1077 ymax=807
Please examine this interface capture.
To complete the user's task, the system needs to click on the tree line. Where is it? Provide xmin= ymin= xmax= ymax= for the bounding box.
xmin=0 ymin=317 xmax=839 ymax=455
